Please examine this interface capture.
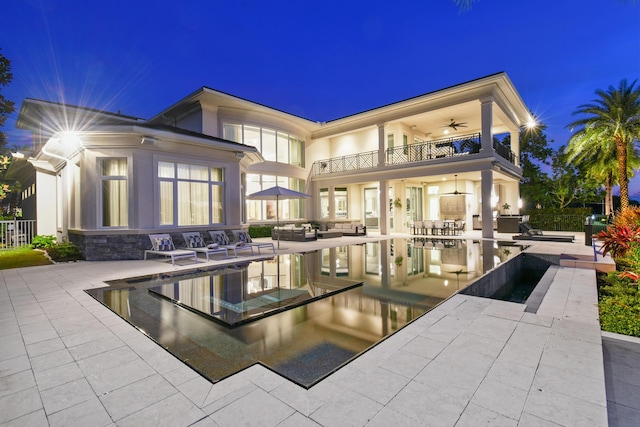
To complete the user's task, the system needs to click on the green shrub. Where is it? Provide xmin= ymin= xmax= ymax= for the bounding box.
xmin=616 ymin=242 xmax=640 ymax=274
xmin=525 ymin=207 xmax=592 ymax=232
xmin=31 ymin=235 xmax=57 ymax=249
xmin=248 ymin=225 xmax=273 ymax=238
xmin=599 ymin=295 xmax=640 ymax=337
xmin=46 ymin=242 xmax=83 ymax=262
xmin=598 ymin=272 xmax=640 ymax=337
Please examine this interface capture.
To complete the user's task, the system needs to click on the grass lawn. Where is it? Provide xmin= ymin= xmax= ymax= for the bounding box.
xmin=0 ymin=247 xmax=53 ymax=270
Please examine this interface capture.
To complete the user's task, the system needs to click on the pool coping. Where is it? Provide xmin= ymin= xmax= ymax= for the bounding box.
xmin=0 ymin=232 xmax=611 ymax=426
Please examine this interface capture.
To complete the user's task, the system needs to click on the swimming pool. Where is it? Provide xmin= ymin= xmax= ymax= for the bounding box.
xmin=86 ymin=237 xmax=524 ymax=388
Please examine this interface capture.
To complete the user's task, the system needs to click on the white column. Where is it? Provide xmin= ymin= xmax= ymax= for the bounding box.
xmin=377 ymin=123 xmax=386 ymax=167
xmin=510 ymin=130 xmax=520 ymax=167
xmin=380 ymin=180 xmax=389 ymax=235
xmin=481 ymin=169 xmax=494 ymax=239
xmin=328 ymin=187 xmax=335 ymax=219
xmin=480 ymin=97 xmax=493 ymax=153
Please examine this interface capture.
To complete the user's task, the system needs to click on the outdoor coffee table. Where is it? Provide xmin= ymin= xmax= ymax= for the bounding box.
xmin=317 ymin=231 xmax=343 ymax=239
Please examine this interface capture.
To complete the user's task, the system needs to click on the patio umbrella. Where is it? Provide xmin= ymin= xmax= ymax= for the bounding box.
xmin=247 ymin=185 xmax=310 ymax=249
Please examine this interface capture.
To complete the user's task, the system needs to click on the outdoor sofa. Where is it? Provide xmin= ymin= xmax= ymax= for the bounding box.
xmin=272 ymin=224 xmax=318 ymax=241
xmin=326 ymin=222 xmax=367 ymax=236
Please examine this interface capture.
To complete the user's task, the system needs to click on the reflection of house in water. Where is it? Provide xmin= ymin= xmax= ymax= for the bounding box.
xmin=307 ymin=238 xmax=523 ymax=304
xmin=90 ymin=237 xmax=524 ymax=387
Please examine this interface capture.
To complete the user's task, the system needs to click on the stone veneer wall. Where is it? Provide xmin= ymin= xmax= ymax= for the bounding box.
xmin=69 ymin=232 xmax=152 ymax=261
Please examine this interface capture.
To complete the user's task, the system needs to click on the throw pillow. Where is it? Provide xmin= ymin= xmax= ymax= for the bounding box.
xmin=212 ymin=232 xmax=229 ymax=245
xmin=156 ymin=238 xmax=172 ymax=251
xmin=238 ymin=231 xmax=252 ymax=243
xmin=190 ymin=235 xmax=204 ymax=248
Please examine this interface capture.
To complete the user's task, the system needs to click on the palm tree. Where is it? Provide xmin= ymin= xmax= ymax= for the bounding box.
xmin=567 ymin=79 xmax=640 ymax=212
xmin=566 ymin=131 xmax=640 ymax=215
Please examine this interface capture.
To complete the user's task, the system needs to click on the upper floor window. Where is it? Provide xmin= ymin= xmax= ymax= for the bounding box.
xmin=100 ymin=158 xmax=128 ymax=227
xmin=158 ymin=161 xmax=225 ymax=226
xmin=223 ymin=123 xmax=305 ymax=167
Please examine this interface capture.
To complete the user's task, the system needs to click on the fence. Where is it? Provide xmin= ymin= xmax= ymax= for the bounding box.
xmin=0 ymin=219 xmax=36 ymax=249
xmin=527 ymin=214 xmax=589 ymax=233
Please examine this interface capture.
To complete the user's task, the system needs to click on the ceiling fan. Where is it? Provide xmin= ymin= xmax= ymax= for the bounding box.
xmin=444 ymin=119 xmax=468 ymax=131
xmin=444 ymin=174 xmax=471 ymax=195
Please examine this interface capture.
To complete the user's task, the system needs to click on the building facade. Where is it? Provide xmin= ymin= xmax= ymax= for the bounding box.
xmin=12 ymin=72 xmax=532 ymax=260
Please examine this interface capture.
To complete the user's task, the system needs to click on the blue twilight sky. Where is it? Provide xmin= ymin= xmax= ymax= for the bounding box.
xmin=3 ymin=0 xmax=640 ymax=192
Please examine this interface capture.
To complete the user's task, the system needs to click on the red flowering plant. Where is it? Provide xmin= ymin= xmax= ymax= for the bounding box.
xmin=597 ymin=224 xmax=640 ymax=259
xmin=598 ymin=207 xmax=640 ymax=259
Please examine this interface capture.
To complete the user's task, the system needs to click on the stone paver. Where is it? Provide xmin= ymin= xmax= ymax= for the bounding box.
xmin=0 ymin=233 xmax=621 ymax=426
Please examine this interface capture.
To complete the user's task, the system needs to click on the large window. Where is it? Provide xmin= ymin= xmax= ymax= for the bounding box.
xmin=223 ymin=123 xmax=305 ymax=167
xmin=159 ymin=161 xmax=224 ymax=226
xmin=100 ymin=158 xmax=128 ymax=227
xmin=336 ymin=187 xmax=348 ymax=218
xmin=320 ymin=188 xmax=329 ymax=219
xmin=246 ymin=174 xmax=305 ymax=221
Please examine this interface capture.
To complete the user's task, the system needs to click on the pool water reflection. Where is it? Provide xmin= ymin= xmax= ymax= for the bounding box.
xmin=86 ymin=238 xmax=522 ymax=388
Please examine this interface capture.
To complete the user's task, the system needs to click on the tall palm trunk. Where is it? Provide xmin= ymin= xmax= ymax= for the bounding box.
xmin=616 ymin=137 xmax=629 ymax=212
xmin=604 ymin=173 xmax=613 ymax=216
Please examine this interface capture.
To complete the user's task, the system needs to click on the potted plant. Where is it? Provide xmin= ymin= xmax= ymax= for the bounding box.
xmin=502 ymin=202 xmax=511 ymax=216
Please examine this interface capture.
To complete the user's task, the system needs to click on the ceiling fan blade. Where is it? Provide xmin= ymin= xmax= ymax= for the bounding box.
xmin=444 ymin=174 xmax=472 ymax=194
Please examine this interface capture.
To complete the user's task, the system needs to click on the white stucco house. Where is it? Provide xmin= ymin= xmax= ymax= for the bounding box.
xmin=11 ymin=71 xmax=532 ymax=260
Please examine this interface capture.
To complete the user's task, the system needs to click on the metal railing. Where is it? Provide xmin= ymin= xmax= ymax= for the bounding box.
xmin=0 ymin=219 xmax=36 ymax=249
xmin=493 ymin=139 xmax=516 ymax=163
xmin=311 ymin=132 xmax=517 ymax=176
xmin=386 ymin=133 xmax=481 ymax=165
xmin=312 ymin=150 xmax=379 ymax=175
xmin=312 ymin=133 xmax=485 ymax=176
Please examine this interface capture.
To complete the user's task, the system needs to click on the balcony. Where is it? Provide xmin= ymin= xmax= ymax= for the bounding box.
xmin=312 ymin=133 xmax=515 ymax=176
xmin=312 ymin=149 xmax=378 ymax=176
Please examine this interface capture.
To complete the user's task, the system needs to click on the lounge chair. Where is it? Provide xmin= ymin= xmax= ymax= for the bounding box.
xmin=231 ymin=230 xmax=276 ymax=255
xmin=208 ymin=230 xmax=255 ymax=257
xmin=145 ymin=233 xmax=198 ymax=265
xmin=182 ymin=232 xmax=230 ymax=261
xmin=512 ymin=218 xmax=575 ymax=242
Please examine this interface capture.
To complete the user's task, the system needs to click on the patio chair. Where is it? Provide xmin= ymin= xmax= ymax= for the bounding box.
xmin=433 ymin=220 xmax=445 ymax=235
xmin=452 ymin=220 xmax=465 ymax=235
xmin=412 ymin=220 xmax=423 ymax=235
xmin=423 ymin=219 xmax=434 ymax=235
xmin=145 ymin=233 xmax=198 ymax=266
xmin=208 ymin=230 xmax=255 ymax=257
xmin=231 ymin=230 xmax=276 ymax=255
xmin=182 ymin=232 xmax=230 ymax=261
